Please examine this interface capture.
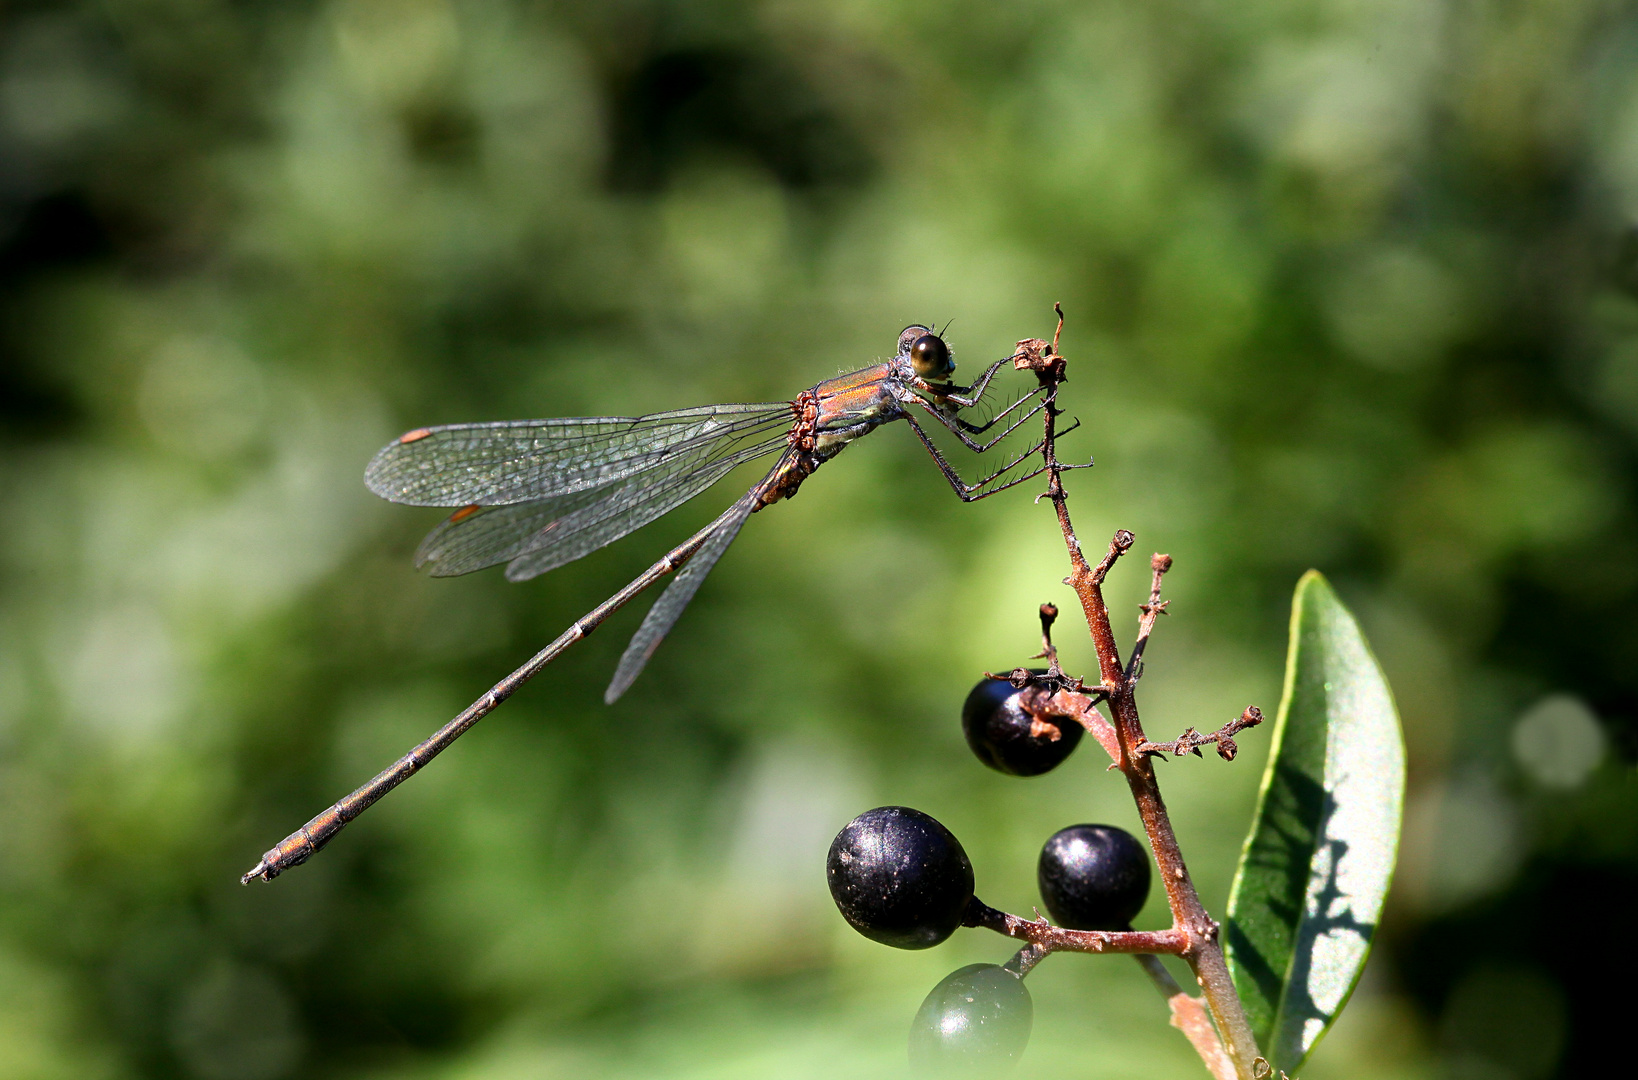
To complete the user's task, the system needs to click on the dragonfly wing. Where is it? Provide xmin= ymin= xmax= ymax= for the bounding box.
xmin=366 ymin=403 xmax=791 ymax=508
xmin=412 ymin=434 xmax=786 ymax=578
xmin=413 ymin=487 xmax=607 ymax=578
xmin=603 ymin=484 xmax=762 ymax=704
xmin=502 ymin=435 xmax=784 ymax=581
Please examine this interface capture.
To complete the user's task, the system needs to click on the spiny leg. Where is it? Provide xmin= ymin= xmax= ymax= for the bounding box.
xmin=920 ymin=393 xmax=1050 ymax=452
xmin=902 ymin=411 xmax=1087 ymax=502
xmin=925 ymin=345 xmax=1054 ymax=441
xmin=951 ymin=383 xmax=1048 ymax=434
xmin=936 ymin=355 xmax=1014 ymax=403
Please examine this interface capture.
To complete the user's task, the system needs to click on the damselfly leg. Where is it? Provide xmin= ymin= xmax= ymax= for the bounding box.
xmin=923 ymin=390 xmax=1050 ymax=451
xmin=902 ymin=408 xmax=1088 ymax=502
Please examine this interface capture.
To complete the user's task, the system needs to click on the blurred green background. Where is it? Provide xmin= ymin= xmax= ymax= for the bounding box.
xmin=3 ymin=1 xmax=1635 ymax=1077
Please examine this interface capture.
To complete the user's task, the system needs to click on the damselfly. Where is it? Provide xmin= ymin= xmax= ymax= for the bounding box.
xmin=243 ymin=325 xmax=1072 ymax=883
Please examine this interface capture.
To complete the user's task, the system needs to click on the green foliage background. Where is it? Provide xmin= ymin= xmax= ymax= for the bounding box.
xmin=2 ymin=1 xmax=1635 ymax=1077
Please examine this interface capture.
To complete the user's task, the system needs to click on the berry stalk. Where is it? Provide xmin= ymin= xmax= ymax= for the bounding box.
xmin=1013 ymin=316 xmax=1261 ymax=1080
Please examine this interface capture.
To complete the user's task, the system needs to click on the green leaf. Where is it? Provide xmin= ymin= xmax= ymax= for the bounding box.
xmin=1224 ymin=571 xmax=1405 ymax=1073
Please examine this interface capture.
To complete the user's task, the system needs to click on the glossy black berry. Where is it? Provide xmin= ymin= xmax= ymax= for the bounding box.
xmin=961 ymin=673 xmax=1083 ymax=777
xmin=828 ymin=806 xmax=974 ymax=950
xmin=909 ymin=963 xmax=1033 ymax=1077
xmin=1037 ymin=823 xmax=1151 ymax=930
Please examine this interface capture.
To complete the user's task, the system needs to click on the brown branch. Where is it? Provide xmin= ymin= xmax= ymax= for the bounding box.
xmin=1138 ymin=706 xmax=1266 ymax=762
xmin=1048 ymin=689 xmax=1120 ymax=764
xmin=976 ymin=891 xmax=1234 ymax=1080
xmin=963 ymin=898 xmax=1188 ymax=955
xmin=1016 ymin=316 xmax=1262 ymax=1079
xmin=1008 ymin=686 xmax=1119 ymax=764
xmin=1134 ymin=954 xmax=1239 ymax=1080
xmin=1125 ymin=553 xmax=1173 ymax=683
xmin=1031 ymin=602 xmax=1064 ymax=677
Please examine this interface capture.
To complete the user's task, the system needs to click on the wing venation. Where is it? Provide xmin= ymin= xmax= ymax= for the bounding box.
xmin=366 ymin=403 xmax=790 ymax=507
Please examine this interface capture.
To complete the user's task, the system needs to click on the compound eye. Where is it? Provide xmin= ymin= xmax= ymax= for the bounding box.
xmin=909 ymin=333 xmax=953 ymax=378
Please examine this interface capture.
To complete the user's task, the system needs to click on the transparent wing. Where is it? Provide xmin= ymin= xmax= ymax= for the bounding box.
xmin=366 ymin=403 xmax=792 ymax=507
xmin=412 ymin=433 xmax=785 ymax=579
xmin=603 ymin=481 xmax=764 ymax=703
xmin=501 ymin=435 xmax=782 ymax=581
xmin=412 ymin=486 xmax=609 ymax=578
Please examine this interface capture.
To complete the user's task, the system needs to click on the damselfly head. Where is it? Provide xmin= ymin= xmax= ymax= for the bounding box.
xmin=900 ymin=326 xmax=955 ymax=379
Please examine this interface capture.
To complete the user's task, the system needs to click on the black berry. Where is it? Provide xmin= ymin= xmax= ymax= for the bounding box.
xmin=908 ymin=963 xmax=1033 ymax=1076
xmin=1037 ymin=823 xmax=1151 ymax=930
xmin=827 ymin=806 xmax=974 ymax=950
xmin=961 ymin=673 xmax=1083 ymax=776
